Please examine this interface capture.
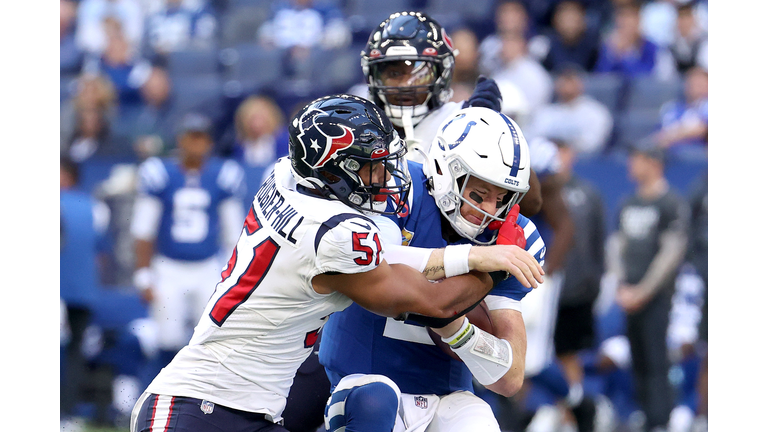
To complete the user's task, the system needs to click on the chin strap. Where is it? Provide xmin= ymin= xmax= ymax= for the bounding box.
xmin=400 ymin=111 xmax=423 ymax=154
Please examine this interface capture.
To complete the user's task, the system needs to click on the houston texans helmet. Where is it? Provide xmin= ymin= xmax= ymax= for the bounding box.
xmin=362 ymin=11 xmax=457 ymax=128
xmin=426 ymin=107 xmax=531 ymax=244
xmin=289 ymin=94 xmax=411 ymax=215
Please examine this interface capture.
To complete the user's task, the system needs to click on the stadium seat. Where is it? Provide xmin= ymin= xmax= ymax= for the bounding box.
xmin=424 ymin=0 xmax=495 ymax=25
xmin=582 ymin=72 xmax=625 ymax=113
xmin=626 ymin=75 xmax=683 ymax=111
xmin=613 ymin=108 xmax=661 ymax=150
xmin=344 ymin=0 xmax=411 ymax=32
xmin=166 ymin=48 xmax=222 ymax=79
xmin=219 ymin=4 xmax=271 ymax=48
xmin=310 ymin=47 xmax=365 ymax=94
xmin=169 ymin=74 xmax=225 ymax=124
xmin=221 ymin=45 xmax=284 ymax=94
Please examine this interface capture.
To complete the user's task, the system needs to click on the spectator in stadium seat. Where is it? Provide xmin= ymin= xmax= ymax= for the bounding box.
xmin=527 ymin=64 xmax=613 ymax=156
xmin=606 ymin=143 xmax=689 ymax=432
xmin=655 ymin=65 xmax=707 ymax=159
xmin=143 ymin=0 xmax=218 ymax=61
xmin=668 ymin=2 xmax=708 ymax=76
xmin=594 ymin=1 xmax=676 ymax=80
xmin=484 ymin=30 xmax=554 ymax=119
xmin=527 ymin=0 xmax=601 ymax=73
xmin=61 ymin=0 xmax=85 ymax=75
xmin=61 ymin=73 xmax=118 ymax=153
xmin=257 ymin=0 xmax=351 ymax=80
xmin=75 ymin=0 xmax=145 ymax=57
xmin=231 ymin=94 xmax=290 ymax=207
xmin=478 ymin=0 xmax=535 ymax=75
xmin=82 ymin=17 xmax=155 ymax=109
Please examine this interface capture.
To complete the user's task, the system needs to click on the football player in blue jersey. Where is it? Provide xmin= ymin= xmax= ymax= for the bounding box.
xmin=319 ymin=107 xmax=546 ymax=432
xmin=129 ymin=112 xmax=247 ymax=382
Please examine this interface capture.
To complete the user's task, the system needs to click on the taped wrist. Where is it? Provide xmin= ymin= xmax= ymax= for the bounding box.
xmin=443 ymin=244 xmax=472 ymax=278
xmin=447 ymin=325 xmax=513 ymax=386
xmin=442 ymin=317 xmax=474 ymax=349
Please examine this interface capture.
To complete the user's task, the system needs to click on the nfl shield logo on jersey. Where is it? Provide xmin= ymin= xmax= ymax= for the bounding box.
xmin=414 ymin=395 xmax=429 ymax=409
xmin=200 ymin=400 xmax=215 ymax=414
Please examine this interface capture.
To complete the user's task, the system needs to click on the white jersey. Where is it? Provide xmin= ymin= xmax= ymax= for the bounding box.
xmin=403 ymin=102 xmax=464 ymax=164
xmin=145 ymin=157 xmax=385 ymax=422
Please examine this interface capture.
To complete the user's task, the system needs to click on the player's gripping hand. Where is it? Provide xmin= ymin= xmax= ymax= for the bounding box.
xmin=468 ymin=244 xmax=544 ymax=288
xmin=462 ymin=76 xmax=503 ymax=112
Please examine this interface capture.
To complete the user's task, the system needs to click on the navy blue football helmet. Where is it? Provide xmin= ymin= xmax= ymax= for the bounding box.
xmin=362 ymin=11 xmax=457 ymax=128
xmin=289 ymin=94 xmax=411 ymax=215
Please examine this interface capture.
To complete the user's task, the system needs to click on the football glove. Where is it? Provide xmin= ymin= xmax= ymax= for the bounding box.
xmin=462 ymin=76 xmax=503 ymax=112
xmin=489 ymin=204 xmax=526 ymax=249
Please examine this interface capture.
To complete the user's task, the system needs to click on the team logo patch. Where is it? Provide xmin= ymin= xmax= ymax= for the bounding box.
xmin=200 ymin=400 xmax=215 ymax=414
xmin=442 ymin=28 xmax=454 ymax=51
xmin=414 ymin=395 xmax=429 ymax=409
xmin=297 ymin=108 xmax=355 ymax=169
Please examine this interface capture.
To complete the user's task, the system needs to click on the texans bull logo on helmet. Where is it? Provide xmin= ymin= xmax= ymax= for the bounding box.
xmin=296 ymin=108 xmax=356 ymax=170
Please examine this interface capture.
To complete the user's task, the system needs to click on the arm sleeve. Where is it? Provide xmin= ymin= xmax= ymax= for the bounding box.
xmin=637 ymin=197 xmax=690 ymax=295
xmin=368 ymin=214 xmax=432 ymax=272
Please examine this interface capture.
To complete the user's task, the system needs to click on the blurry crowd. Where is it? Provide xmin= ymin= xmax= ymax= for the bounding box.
xmin=59 ymin=0 xmax=708 ymax=431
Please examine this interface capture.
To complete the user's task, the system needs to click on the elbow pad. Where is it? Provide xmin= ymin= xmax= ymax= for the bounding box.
xmin=442 ymin=318 xmax=513 ymax=386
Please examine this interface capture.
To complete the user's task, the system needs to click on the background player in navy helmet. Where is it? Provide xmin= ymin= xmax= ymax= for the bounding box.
xmin=360 ymin=11 xmax=543 ymax=216
xmin=130 ymin=95 xmax=544 ymax=432
xmin=320 ymin=107 xmax=546 ymax=432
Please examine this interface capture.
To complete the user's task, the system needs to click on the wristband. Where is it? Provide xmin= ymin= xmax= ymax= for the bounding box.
xmin=443 ymin=244 xmax=472 ymax=278
xmin=442 ymin=317 xmax=475 ymax=349
xmin=133 ymin=267 xmax=154 ymax=291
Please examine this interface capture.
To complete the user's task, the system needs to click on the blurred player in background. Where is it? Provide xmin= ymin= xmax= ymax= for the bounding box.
xmin=130 ymin=95 xmax=544 ymax=432
xmin=320 ymin=107 xmax=546 ymax=432
xmin=129 ymin=112 xmax=246 ymax=382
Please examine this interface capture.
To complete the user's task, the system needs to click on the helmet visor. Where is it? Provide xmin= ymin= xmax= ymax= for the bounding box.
xmin=371 ymin=60 xmax=437 ymax=106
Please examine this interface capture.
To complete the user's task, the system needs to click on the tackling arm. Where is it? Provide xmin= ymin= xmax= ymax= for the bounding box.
xmin=313 ymin=261 xmax=493 ymax=322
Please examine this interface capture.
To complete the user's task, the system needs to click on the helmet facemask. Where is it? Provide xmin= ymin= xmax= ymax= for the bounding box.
xmin=435 ymin=158 xmax=525 ymax=244
xmin=332 ymin=136 xmax=411 ymax=215
xmin=369 ymin=60 xmax=440 ymax=128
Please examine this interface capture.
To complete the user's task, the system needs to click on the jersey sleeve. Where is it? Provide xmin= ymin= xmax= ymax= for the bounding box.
xmin=136 ymin=157 xmax=169 ymax=197
xmin=486 ymin=214 xmax=547 ymax=306
xmin=315 ymin=215 xmax=383 ymax=276
xmin=217 ymin=159 xmax=247 ymax=200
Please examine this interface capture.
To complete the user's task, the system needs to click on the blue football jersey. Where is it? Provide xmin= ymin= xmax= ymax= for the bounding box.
xmin=137 ymin=156 xmax=245 ymax=261
xmin=319 ymin=161 xmax=546 ymax=395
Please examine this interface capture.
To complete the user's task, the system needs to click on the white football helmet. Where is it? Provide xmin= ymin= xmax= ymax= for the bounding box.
xmin=425 ymin=107 xmax=531 ymax=244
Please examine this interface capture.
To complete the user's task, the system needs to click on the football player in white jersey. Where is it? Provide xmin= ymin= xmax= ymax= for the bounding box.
xmin=130 ymin=95 xmax=544 ymax=432
xmin=360 ymin=11 xmax=543 ymax=219
xmin=361 ymin=12 xmax=503 ymax=162
xmin=129 ymin=112 xmax=246 ymax=381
